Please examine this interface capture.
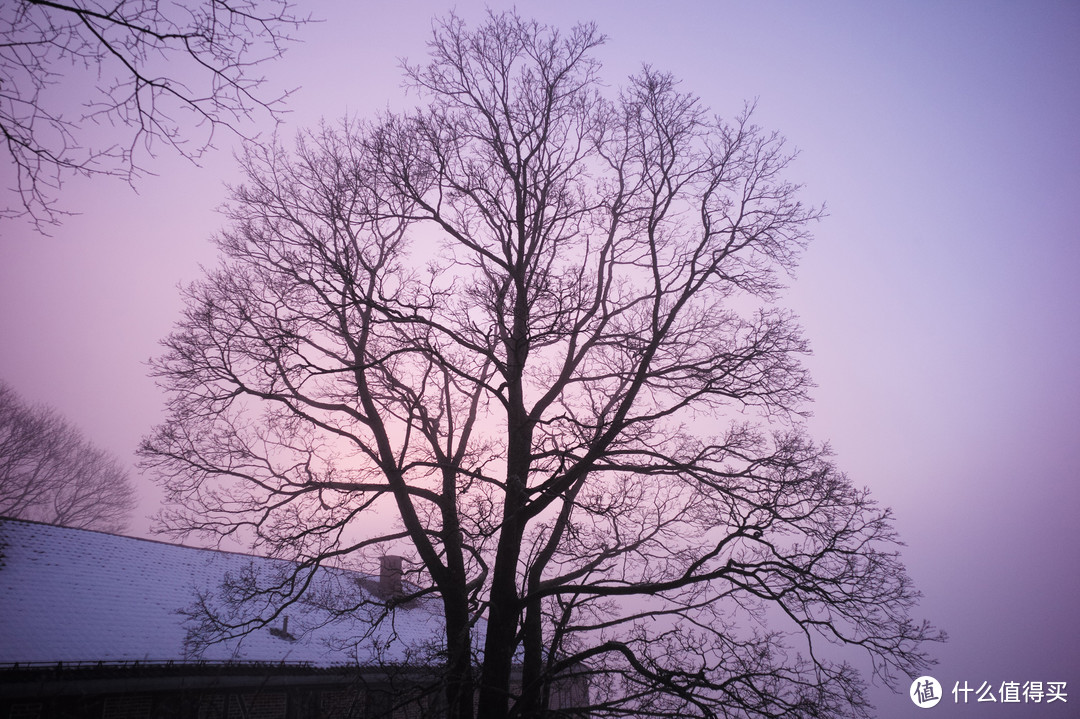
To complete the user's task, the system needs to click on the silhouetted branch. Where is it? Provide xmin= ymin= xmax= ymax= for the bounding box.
xmin=0 ymin=0 xmax=309 ymax=232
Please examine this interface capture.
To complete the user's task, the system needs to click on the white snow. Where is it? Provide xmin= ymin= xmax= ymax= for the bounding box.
xmin=0 ymin=518 xmax=444 ymax=667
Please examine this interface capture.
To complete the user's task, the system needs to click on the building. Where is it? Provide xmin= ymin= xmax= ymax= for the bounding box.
xmin=0 ymin=518 xmax=589 ymax=719
xmin=0 ymin=517 xmax=452 ymax=718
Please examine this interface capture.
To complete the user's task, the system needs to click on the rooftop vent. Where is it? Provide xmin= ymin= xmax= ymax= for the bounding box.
xmin=269 ymin=615 xmax=295 ymax=641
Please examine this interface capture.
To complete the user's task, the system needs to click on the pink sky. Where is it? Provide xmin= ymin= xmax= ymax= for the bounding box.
xmin=2 ymin=2 xmax=1078 ymax=716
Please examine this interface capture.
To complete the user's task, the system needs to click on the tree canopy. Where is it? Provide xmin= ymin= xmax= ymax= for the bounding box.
xmin=1 ymin=380 xmax=136 ymax=532
xmin=142 ymin=12 xmax=941 ymax=719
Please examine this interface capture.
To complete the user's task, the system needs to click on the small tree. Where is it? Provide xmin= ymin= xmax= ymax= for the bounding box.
xmin=142 ymin=12 xmax=940 ymax=719
xmin=1 ymin=0 xmax=307 ymax=231
xmin=0 ymin=380 xmax=136 ymax=532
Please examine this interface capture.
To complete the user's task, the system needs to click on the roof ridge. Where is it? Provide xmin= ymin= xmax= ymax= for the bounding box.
xmin=0 ymin=516 xmax=365 ymax=570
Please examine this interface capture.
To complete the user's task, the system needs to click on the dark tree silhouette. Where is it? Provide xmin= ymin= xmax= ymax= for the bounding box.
xmin=0 ymin=380 xmax=136 ymax=532
xmin=0 ymin=0 xmax=307 ymax=231
xmin=141 ymin=12 xmax=941 ymax=719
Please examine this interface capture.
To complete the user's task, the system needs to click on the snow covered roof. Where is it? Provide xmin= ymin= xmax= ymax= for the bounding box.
xmin=0 ymin=518 xmax=444 ymax=668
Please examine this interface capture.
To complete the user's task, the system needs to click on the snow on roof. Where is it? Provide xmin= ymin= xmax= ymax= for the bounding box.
xmin=0 ymin=518 xmax=444 ymax=667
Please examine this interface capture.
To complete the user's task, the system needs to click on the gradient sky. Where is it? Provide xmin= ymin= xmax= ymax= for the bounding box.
xmin=1 ymin=2 xmax=1078 ymax=717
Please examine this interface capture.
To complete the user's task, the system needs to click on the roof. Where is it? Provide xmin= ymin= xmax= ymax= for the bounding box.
xmin=0 ymin=518 xmax=443 ymax=668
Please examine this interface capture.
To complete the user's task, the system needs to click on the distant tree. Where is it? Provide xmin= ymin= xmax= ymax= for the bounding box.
xmin=0 ymin=380 xmax=136 ymax=532
xmin=0 ymin=0 xmax=308 ymax=231
xmin=142 ymin=12 xmax=941 ymax=719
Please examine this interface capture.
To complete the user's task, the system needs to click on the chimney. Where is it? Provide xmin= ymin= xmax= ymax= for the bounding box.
xmin=379 ymin=555 xmax=404 ymax=599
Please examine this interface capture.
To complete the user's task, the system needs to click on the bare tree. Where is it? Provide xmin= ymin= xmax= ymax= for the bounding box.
xmin=0 ymin=0 xmax=307 ymax=231
xmin=141 ymin=12 xmax=941 ymax=719
xmin=0 ymin=380 xmax=136 ymax=532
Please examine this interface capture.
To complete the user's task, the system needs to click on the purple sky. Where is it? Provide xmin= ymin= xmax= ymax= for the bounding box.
xmin=2 ymin=2 xmax=1078 ymax=716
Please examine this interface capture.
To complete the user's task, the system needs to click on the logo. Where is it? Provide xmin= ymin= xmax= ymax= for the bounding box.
xmin=911 ymin=676 xmax=943 ymax=708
